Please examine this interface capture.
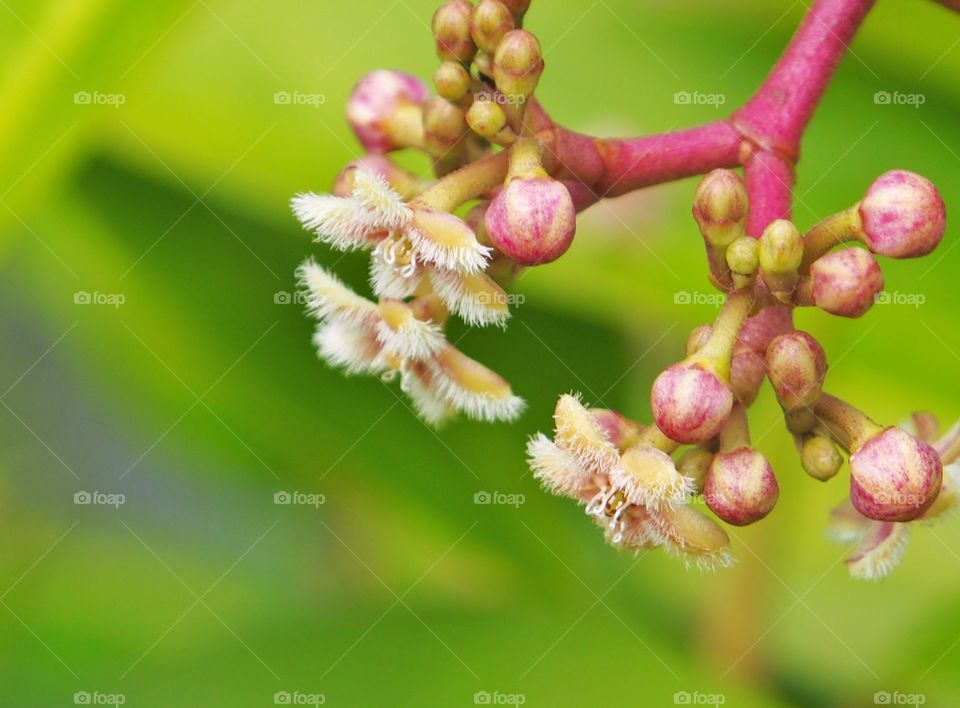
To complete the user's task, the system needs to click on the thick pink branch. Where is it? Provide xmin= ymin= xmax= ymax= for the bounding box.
xmin=743 ymin=149 xmax=794 ymax=236
xmin=733 ymin=0 xmax=875 ymax=160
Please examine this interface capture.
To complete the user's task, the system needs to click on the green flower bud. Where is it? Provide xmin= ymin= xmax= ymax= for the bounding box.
xmin=423 ymin=97 xmax=468 ymax=157
xmin=693 ymin=169 xmax=748 ymax=249
xmin=432 ymin=0 xmax=477 ymax=63
xmin=466 ymin=97 xmax=507 ymax=138
xmin=800 ymin=433 xmax=843 ymax=481
xmin=759 ymin=219 xmax=803 ymax=302
xmin=493 ymin=29 xmax=543 ymax=99
xmin=433 ymin=61 xmax=471 ymax=101
xmin=726 ymin=235 xmax=759 ymax=289
xmin=471 ymin=0 xmax=515 ymax=54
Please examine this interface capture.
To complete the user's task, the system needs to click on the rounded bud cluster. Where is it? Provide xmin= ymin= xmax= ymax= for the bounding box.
xmin=346 ymin=70 xmax=428 ymax=153
xmin=704 ymin=447 xmax=779 ymax=525
xmin=692 ymin=169 xmax=748 ymax=248
xmin=484 ymin=176 xmax=576 ymax=265
xmin=859 ymin=170 xmax=946 ymax=259
xmin=471 ymin=0 xmax=515 ymax=54
xmin=651 ymin=363 xmax=733 ymax=444
xmin=432 ymin=0 xmax=476 ymax=62
xmin=765 ymin=331 xmax=827 ymax=411
xmin=493 ymin=30 xmax=544 ymax=99
xmin=809 ymin=247 xmax=883 ymax=318
xmin=849 ymin=427 xmax=942 ymax=521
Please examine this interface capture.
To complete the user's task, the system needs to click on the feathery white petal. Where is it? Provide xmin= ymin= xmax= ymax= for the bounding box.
xmin=428 ymin=362 xmax=525 ymax=423
xmin=297 ymin=260 xmax=378 ymax=325
xmin=430 ymin=268 xmax=510 ymax=328
xmin=527 ymin=433 xmax=595 ymax=499
xmin=350 ymin=169 xmax=412 ymax=229
xmin=312 ymin=321 xmax=384 ymax=375
xmin=401 ymin=366 xmax=455 ymax=426
xmin=376 ymin=316 xmax=445 ymax=361
xmin=291 ymin=193 xmax=385 ymax=251
xmin=846 ymin=522 xmax=909 ymax=580
xmin=408 ymin=226 xmax=491 ymax=273
xmin=369 ymin=252 xmax=423 ymax=299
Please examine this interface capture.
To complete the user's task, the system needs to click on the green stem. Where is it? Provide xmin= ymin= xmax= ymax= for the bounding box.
xmin=813 ymin=393 xmax=883 ymax=451
xmin=691 ymin=289 xmax=756 ymax=380
xmin=799 ymin=207 xmax=861 ymax=270
xmin=414 ymin=150 xmax=509 ymax=211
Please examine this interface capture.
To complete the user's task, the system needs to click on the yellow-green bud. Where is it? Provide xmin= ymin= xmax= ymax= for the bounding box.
xmin=466 ymin=98 xmax=507 ymax=138
xmin=432 ymin=0 xmax=476 ymax=63
xmin=493 ymin=29 xmax=543 ymax=99
xmin=433 ymin=61 xmax=471 ymax=101
xmin=759 ymin=219 xmax=803 ymax=302
xmin=471 ymin=0 xmax=515 ymax=54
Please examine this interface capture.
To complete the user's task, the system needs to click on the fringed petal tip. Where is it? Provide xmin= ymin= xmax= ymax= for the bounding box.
xmin=312 ymin=321 xmax=384 ymax=376
xmin=430 ymin=269 xmax=510 ymax=329
xmin=527 ymin=433 xmax=594 ymax=499
xmin=290 ymin=193 xmax=383 ymax=252
xmin=296 ymin=260 xmax=378 ymax=325
xmin=845 ymin=522 xmax=910 ymax=581
xmin=350 ymin=169 xmax=411 ymax=229
xmin=553 ymin=393 xmax=620 ymax=473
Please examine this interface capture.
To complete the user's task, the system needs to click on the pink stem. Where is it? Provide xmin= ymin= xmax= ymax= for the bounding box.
xmin=732 ymin=0 xmax=875 ymax=160
xmin=743 ymin=149 xmax=794 ymax=237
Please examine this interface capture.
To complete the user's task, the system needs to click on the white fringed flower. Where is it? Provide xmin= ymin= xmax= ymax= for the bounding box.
xmin=614 ymin=446 xmax=695 ymax=510
xmin=401 ymin=364 xmax=455 ymax=426
xmin=527 ymin=433 xmax=596 ymax=500
xmin=312 ymin=320 xmax=384 ymax=376
xmin=375 ymin=299 xmax=445 ymax=361
xmin=408 ymin=209 xmax=491 ymax=274
xmin=845 ymin=522 xmax=909 ymax=581
xmin=369 ymin=251 xmax=422 ymax=299
xmin=430 ymin=268 xmax=510 ymax=328
xmin=292 ymin=169 xmax=411 ymax=251
xmin=298 ymin=260 xmax=379 ymax=326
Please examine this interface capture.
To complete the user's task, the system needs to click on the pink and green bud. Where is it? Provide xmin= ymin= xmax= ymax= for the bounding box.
xmin=759 ymin=219 xmax=803 ymax=301
xmin=470 ymin=0 xmax=515 ymax=54
xmin=807 ymin=247 xmax=883 ymax=318
xmin=858 ymin=170 xmax=946 ymax=259
xmin=705 ymin=447 xmax=779 ymax=525
xmin=493 ymin=29 xmax=544 ymax=99
xmin=434 ymin=61 xmax=471 ymax=102
xmin=432 ymin=0 xmax=477 ymax=63
xmin=484 ymin=139 xmax=576 ymax=265
xmin=500 ymin=0 xmax=531 ymax=18
xmin=765 ymin=331 xmax=827 ymax=412
xmin=849 ymin=427 xmax=943 ymax=522
xmin=726 ymin=235 xmax=760 ymax=289
xmin=651 ymin=363 xmax=733 ymax=444
xmin=729 ymin=347 xmax=766 ymax=406
xmin=692 ymin=169 xmax=748 ymax=249
xmin=346 ymin=70 xmax=428 ymax=153
xmin=737 ymin=305 xmax=794 ymax=354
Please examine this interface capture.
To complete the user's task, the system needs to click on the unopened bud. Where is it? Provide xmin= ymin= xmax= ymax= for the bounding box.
xmin=423 ymin=96 xmax=468 ymax=157
xmin=656 ymin=504 xmax=732 ymax=565
xmin=466 ymin=98 xmax=507 ymax=138
xmin=485 ymin=139 xmax=575 ymax=265
xmin=471 ymin=0 xmax=515 ymax=54
xmin=347 ymin=70 xmax=428 ymax=153
xmin=737 ymin=305 xmax=793 ymax=354
xmin=332 ymin=155 xmax=423 ymax=199
xmin=432 ymin=0 xmax=476 ymax=62
xmin=677 ymin=447 xmax=714 ymax=492
xmin=759 ymin=219 xmax=802 ymax=301
xmin=730 ymin=347 xmax=766 ymax=406
xmin=849 ymin=427 xmax=942 ymax=522
xmin=434 ymin=61 xmax=471 ymax=101
xmin=705 ymin=448 xmax=779 ymax=525
xmin=651 ymin=363 xmax=733 ymax=444
xmin=500 ymin=0 xmax=531 ymax=18
xmin=858 ymin=170 xmax=946 ymax=259
xmin=493 ymin=29 xmax=544 ymax=99
xmin=726 ymin=235 xmax=760 ymax=289
xmin=765 ymin=331 xmax=827 ymax=411
xmin=800 ymin=433 xmax=843 ymax=481
xmin=807 ymin=247 xmax=883 ymax=318
xmin=692 ymin=169 xmax=748 ymax=248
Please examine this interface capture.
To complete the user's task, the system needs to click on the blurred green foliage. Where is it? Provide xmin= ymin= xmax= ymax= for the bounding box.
xmin=0 ymin=0 xmax=959 ymax=706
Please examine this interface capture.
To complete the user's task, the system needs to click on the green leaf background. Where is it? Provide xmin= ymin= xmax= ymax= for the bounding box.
xmin=0 ymin=0 xmax=958 ymax=705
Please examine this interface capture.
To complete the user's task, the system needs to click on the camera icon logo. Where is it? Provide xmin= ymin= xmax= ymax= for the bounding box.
xmin=273 ymin=691 xmax=292 ymax=704
xmin=873 ymin=691 xmax=891 ymax=705
xmin=673 ymin=91 xmax=692 ymax=105
xmin=673 ymin=691 xmax=692 ymax=705
xmin=473 ymin=691 xmax=491 ymax=705
xmin=274 ymin=291 xmax=292 ymax=304
xmin=274 ymin=92 xmax=292 ymax=105
xmin=74 ymin=291 xmax=91 ymax=305
xmin=674 ymin=291 xmax=692 ymax=305
xmin=74 ymin=92 xmax=92 ymax=105
xmin=874 ymin=91 xmax=892 ymax=105
xmin=74 ymin=692 xmax=91 ymax=705
xmin=274 ymin=491 xmax=292 ymax=505
xmin=74 ymin=491 xmax=92 ymax=505
xmin=473 ymin=491 xmax=491 ymax=505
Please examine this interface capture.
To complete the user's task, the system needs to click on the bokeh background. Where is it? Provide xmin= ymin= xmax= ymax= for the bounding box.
xmin=1 ymin=0 xmax=958 ymax=705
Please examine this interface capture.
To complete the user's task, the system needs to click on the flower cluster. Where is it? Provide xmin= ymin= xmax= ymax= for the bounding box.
xmin=292 ymin=0 xmax=956 ymax=579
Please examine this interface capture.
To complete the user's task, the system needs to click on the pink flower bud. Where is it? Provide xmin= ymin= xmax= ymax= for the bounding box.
xmin=346 ymin=71 xmax=428 ymax=153
xmin=859 ymin=170 xmax=946 ymax=259
xmin=651 ymin=363 xmax=733 ymax=444
xmin=809 ymin=248 xmax=883 ymax=318
xmin=737 ymin=305 xmax=793 ymax=354
xmin=765 ymin=331 xmax=827 ymax=410
xmin=849 ymin=427 xmax=943 ymax=522
xmin=730 ymin=347 xmax=766 ymax=406
xmin=484 ymin=177 xmax=576 ymax=265
xmin=705 ymin=448 xmax=779 ymax=525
